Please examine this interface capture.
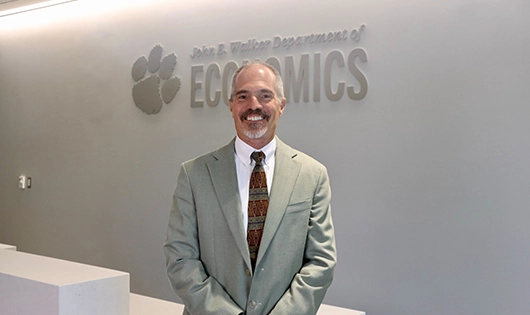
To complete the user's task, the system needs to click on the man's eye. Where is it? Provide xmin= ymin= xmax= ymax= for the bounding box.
xmin=261 ymin=94 xmax=273 ymax=100
xmin=237 ymin=94 xmax=247 ymax=100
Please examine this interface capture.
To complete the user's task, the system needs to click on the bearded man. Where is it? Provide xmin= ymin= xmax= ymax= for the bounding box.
xmin=164 ymin=62 xmax=337 ymax=315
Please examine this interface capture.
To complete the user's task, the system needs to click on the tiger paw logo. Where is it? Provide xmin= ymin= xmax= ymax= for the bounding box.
xmin=132 ymin=45 xmax=181 ymax=114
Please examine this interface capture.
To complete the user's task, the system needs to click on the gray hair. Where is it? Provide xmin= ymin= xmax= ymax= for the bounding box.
xmin=229 ymin=61 xmax=285 ymax=102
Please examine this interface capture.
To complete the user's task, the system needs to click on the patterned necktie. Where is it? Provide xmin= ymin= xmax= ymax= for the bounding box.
xmin=247 ymin=151 xmax=268 ymax=270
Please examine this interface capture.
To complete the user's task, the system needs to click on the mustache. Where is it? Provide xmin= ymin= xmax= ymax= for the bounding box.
xmin=240 ymin=109 xmax=270 ymax=121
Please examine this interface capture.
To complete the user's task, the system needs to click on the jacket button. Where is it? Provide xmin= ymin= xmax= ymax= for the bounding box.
xmin=245 ymin=269 xmax=251 ymax=276
xmin=248 ymin=300 xmax=257 ymax=309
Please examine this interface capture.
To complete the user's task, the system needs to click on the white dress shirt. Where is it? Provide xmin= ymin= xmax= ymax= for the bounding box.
xmin=234 ymin=136 xmax=276 ymax=235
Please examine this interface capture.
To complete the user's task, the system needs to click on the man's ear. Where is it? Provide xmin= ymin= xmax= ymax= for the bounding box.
xmin=279 ymin=99 xmax=286 ymax=116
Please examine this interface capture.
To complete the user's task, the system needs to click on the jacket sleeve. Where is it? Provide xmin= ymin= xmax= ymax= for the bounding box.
xmin=163 ymin=163 xmax=244 ymax=315
xmin=269 ymin=166 xmax=337 ymax=315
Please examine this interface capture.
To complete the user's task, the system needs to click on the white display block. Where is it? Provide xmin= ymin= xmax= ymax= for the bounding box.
xmin=129 ymin=293 xmax=365 ymax=315
xmin=319 ymin=303 xmax=366 ymax=315
xmin=0 ymin=243 xmax=16 ymax=250
xmin=0 ymin=250 xmax=129 ymax=315
xmin=130 ymin=293 xmax=185 ymax=315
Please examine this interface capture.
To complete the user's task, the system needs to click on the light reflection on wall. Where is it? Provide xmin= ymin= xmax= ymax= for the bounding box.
xmin=0 ymin=0 xmax=77 ymax=18
xmin=0 ymin=0 xmax=148 ymax=30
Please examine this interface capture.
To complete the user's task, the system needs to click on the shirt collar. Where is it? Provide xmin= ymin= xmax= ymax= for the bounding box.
xmin=235 ymin=136 xmax=276 ymax=166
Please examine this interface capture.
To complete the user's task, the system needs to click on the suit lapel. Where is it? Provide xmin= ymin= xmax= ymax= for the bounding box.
xmin=207 ymin=139 xmax=251 ymax=265
xmin=257 ymin=138 xmax=301 ymax=266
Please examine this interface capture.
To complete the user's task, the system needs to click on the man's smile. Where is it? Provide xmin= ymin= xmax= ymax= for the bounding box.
xmin=245 ymin=115 xmax=264 ymax=121
xmin=241 ymin=109 xmax=270 ymax=122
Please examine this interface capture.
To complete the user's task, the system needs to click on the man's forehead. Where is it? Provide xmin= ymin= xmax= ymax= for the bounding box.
xmin=242 ymin=64 xmax=272 ymax=74
xmin=234 ymin=87 xmax=275 ymax=95
xmin=237 ymin=65 xmax=274 ymax=81
xmin=235 ymin=68 xmax=275 ymax=88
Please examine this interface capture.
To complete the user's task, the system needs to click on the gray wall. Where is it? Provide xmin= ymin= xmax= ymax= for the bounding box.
xmin=1 ymin=1 xmax=530 ymax=314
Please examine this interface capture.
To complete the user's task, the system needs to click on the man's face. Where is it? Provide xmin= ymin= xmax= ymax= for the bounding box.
xmin=229 ymin=65 xmax=286 ymax=149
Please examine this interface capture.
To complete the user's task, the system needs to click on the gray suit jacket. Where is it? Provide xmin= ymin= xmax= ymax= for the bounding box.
xmin=164 ymin=137 xmax=336 ymax=315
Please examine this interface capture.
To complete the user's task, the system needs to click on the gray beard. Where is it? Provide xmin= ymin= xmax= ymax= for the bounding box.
xmin=243 ymin=126 xmax=267 ymax=139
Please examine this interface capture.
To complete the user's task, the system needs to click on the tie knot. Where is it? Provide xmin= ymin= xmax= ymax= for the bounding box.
xmin=251 ymin=151 xmax=265 ymax=166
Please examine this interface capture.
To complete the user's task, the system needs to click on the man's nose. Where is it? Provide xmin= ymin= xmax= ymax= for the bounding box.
xmin=249 ymin=95 xmax=263 ymax=109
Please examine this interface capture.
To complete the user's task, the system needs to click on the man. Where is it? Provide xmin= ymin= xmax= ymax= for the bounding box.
xmin=164 ymin=62 xmax=336 ymax=315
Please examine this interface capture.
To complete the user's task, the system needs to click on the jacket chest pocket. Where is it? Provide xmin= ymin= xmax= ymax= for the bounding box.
xmin=285 ymin=199 xmax=311 ymax=214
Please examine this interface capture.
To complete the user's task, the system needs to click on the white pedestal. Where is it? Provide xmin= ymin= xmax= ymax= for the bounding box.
xmin=0 ymin=250 xmax=130 ymax=315
xmin=318 ymin=303 xmax=366 ymax=315
xmin=0 ymin=243 xmax=16 ymax=250
xmin=130 ymin=293 xmax=185 ymax=315
xmin=129 ymin=293 xmax=365 ymax=315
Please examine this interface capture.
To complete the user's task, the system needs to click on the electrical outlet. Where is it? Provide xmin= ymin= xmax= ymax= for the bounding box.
xmin=19 ymin=176 xmax=26 ymax=189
